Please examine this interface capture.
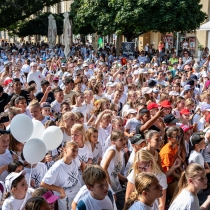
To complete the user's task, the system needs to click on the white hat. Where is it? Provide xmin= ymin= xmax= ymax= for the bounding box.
xmin=142 ymin=87 xmax=152 ymax=95
xmin=154 ymin=63 xmax=158 ymax=67
xmin=133 ymin=70 xmax=139 ymax=75
xmin=30 ymin=62 xmax=37 ymax=67
xmin=12 ymin=49 xmax=17 ymax=53
xmin=133 ymin=64 xmax=139 ymax=68
xmin=201 ymin=103 xmax=210 ymax=112
xmin=169 ymin=91 xmax=180 ymax=96
xmin=106 ymin=82 xmax=116 ymax=87
xmin=152 ymin=87 xmax=159 ymax=93
xmin=63 ymin=72 xmax=71 ymax=77
xmin=5 ymin=170 xmax=26 ymax=192
xmin=83 ymin=63 xmax=89 ymax=67
xmin=126 ymin=109 xmax=137 ymax=115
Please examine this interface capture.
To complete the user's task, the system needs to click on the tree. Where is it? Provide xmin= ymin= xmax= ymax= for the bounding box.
xmin=8 ymin=13 xmax=63 ymax=37
xmin=0 ymin=0 xmax=67 ymax=29
xmin=71 ymin=0 xmax=207 ymax=41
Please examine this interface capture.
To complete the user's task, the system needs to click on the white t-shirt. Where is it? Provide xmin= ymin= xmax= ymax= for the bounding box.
xmin=129 ymin=200 xmax=156 ymax=210
xmin=188 ymin=150 xmax=204 ymax=167
xmin=42 ymin=158 xmax=81 ymax=197
xmin=2 ymin=188 xmax=34 ymax=210
xmin=98 ymin=125 xmax=112 ymax=152
xmin=169 ymin=189 xmax=200 ymax=210
xmin=125 ymin=118 xmax=141 ymax=133
xmin=27 ymin=70 xmax=43 ymax=91
xmin=92 ymin=142 xmax=102 ymax=164
xmin=84 ymin=69 xmax=94 ymax=78
xmin=0 ymin=150 xmax=13 ymax=182
xmin=24 ymin=162 xmax=47 ymax=188
xmin=21 ymin=64 xmax=30 ymax=74
xmin=51 ymin=100 xmax=62 ymax=114
xmin=124 ymin=151 xmax=135 ymax=176
xmin=101 ymin=145 xmax=123 ymax=192
xmin=203 ymin=141 xmax=210 ymax=163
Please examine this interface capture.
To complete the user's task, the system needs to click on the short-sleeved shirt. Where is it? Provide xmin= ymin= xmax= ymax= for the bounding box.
xmin=36 ymin=91 xmax=55 ymax=104
xmin=159 ymin=143 xmax=178 ymax=184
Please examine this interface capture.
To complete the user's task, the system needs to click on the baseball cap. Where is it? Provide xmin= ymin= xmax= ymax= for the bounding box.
xmin=180 ymin=124 xmax=193 ymax=132
xmin=106 ymin=82 xmax=116 ymax=87
xmin=42 ymin=191 xmax=59 ymax=204
xmin=142 ymin=87 xmax=152 ymax=95
xmin=53 ymin=77 xmax=59 ymax=81
xmin=200 ymin=103 xmax=210 ymax=112
xmin=152 ymin=87 xmax=159 ymax=94
xmin=169 ymin=91 xmax=180 ymax=96
xmin=0 ymin=129 xmax=10 ymax=134
xmin=83 ymin=63 xmax=89 ymax=67
xmin=154 ymin=63 xmax=158 ymax=67
xmin=189 ymin=74 xmax=198 ymax=81
xmin=148 ymin=80 xmax=157 ymax=87
xmin=61 ymin=63 xmax=66 ymax=68
xmin=63 ymin=72 xmax=71 ymax=77
xmin=186 ymin=80 xmax=195 ymax=86
xmin=41 ymin=102 xmax=51 ymax=108
xmin=180 ymin=108 xmax=191 ymax=115
xmin=130 ymin=134 xmax=145 ymax=145
xmin=162 ymin=61 xmax=166 ymax=64
xmin=190 ymin=132 xmax=205 ymax=146
xmin=126 ymin=109 xmax=137 ymax=115
xmin=163 ymin=114 xmax=179 ymax=124
xmin=3 ymin=78 xmax=13 ymax=86
xmin=202 ymin=71 xmax=208 ymax=78
xmin=147 ymin=102 xmax=159 ymax=111
xmin=5 ymin=170 xmax=26 ymax=192
xmin=160 ymin=100 xmax=172 ymax=108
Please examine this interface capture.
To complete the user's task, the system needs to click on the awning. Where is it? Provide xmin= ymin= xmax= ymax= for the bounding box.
xmin=199 ymin=21 xmax=210 ymax=30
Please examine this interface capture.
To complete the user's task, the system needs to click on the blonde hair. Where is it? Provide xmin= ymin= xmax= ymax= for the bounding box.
xmin=8 ymin=107 xmax=22 ymax=120
xmin=200 ymin=92 xmax=210 ymax=102
xmin=59 ymin=141 xmax=78 ymax=159
xmin=185 ymin=98 xmax=195 ymax=106
xmin=71 ymin=123 xmax=87 ymax=143
xmin=171 ymin=163 xmax=204 ymax=203
xmin=82 ymin=165 xmax=107 ymax=187
xmin=91 ymin=98 xmax=110 ymax=116
xmin=133 ymin=149 xmax=163 ymax=179
xmin=86 ymin=127 xmax=98 ymax=142
xmin=71 ymin=92 xmax=84 ymax=105
xmin=124 ymin=172 xmax=158 ymax=210
xmin=111 ymin=130 xmax=124 ymax=142
xmin=29 ymin=99 xmax=40 ymax=108
xmin=59 ymin=112 xmax=75 ymax=127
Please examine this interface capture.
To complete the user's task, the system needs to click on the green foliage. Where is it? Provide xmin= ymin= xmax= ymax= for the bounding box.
xmin=0 ymin=0 xmax=68 ymax=29
xmin=70 ymin=0 xmax=207 ymax=41
xmin=8 ymin=13 xmax=63 ymax=37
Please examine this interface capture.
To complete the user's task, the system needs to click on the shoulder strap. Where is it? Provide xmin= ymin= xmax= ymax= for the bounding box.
xmin=77 ymin=200 xmax=87 ymax=210
xmin=107 ymin=190 xmax=114 ymax=204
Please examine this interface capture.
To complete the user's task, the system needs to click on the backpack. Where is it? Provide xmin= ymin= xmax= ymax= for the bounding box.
xmin=77 ymin=190 xmax=114 ymax=210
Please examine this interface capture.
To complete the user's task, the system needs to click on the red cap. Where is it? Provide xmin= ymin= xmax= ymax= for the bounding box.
xmin=180 ymin=108 xmax=191 ymax=115
xmin=147 ymin=102 xmax=159 ymax=111
xmin=53 ymin=77 xmax=59 ymax=81
xmin=160 ymin=100 xmax=172 ymax=108
xmin=180 ymin=124 xmax=193 ymax=132
xmin=3 ymin=79 xmax=13 ymax=86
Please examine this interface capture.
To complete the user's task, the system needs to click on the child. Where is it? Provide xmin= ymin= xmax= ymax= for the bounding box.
xmin=124 ymin=134 xmax=146 ymax=176
xmin=94 ymin=110 xmax=113 ymax=152
xmin=59 ymin=112 xmax=75 ymax=144
xmin=83 ymin=90 xmax=94 ymax=119
xmin=126 ymin=149 xmax=167 ymax=210
xmin=2 ymin=170 xmax=34 ymax=210
xmin=169 ymin=163 xmax=210 ymax=209
xmin=124 ymin=173 xmax=163 ymax=210
xmin=14 ymin=96 xmax=28 ymax=116
xmin=77 ymin=165 xmax=115 ymax=210
xmin=188 ymin=132 xmax=210 ymax=173
xmin=86 ymin=127 xmax=102 ymax=165
xmin=40 ymin=102 xmax=54 ymax=121
xmin=24 ymin=196 xmax=50 ymax=210
xmin=41 ymin=141 xmax=85 ymax=210
xmin=0 ymin=130 xmax=13 ymax=182
xmin=101 ymin=131 xmax=127 ymax=210
xmin=9 ymin=135 xmax=24 ymax=162
xmin=51 ymin=87 xmax=64 ymax=115
xmin=29 ymin=100 xmax=48 ymax=125
xmin=71 ymin=92 xmax=88 ymax=122
xmin=159 ymin=126 xmax=181 ymax=199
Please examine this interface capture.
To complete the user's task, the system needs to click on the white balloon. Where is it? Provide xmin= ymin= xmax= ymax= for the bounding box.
xmin=10 ymin=114 xmax=33 ymax=143
xmin=23 ymin=138 xmax=46 ymax=164
xmin=30 ymin=120 xmax=45 ymax=139
xmin=42 ymin=126 xmax=63 ymax=150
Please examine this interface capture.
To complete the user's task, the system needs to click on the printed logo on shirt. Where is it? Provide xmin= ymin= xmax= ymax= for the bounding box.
xmin=32 ymin=173 xmax=41 ymax=188
xmin=63 ymin=171 xmax=78 ymax=193
xmin=111 ymin=161 xmax=122 ymax=179
xmin=78 ymin=154 xmax=87 ymax=162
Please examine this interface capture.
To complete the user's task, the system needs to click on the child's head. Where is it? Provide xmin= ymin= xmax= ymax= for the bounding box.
xmin=110 ymin=130 xmax=126 ymax=149
xmin=200 ymin=92 xmax=210 ymax=104
xmin=74 ymin=112 xmax=85 ymax=125
xmin=14 ymin=96 xmax=27 ymax=113
xmin=40 ymin=102 xmax=51 ymax=117
xmin=124 ymin=172 xmax=162 ymax=210
xmin=86 ymin=127 xmax=98 ymax=144
xmin=92 ymin=98 xmax=110 ymax=115
xmin=165 ymin=126 xmax=180 ymax=145
xmin=111 ymin=117 xmax=124 ymax=131
xmin=62 ymin=141 xmax=79 ymax=159
xmin=0 ymin=130 xmax=10 ymax=153
xmin=71 ymin=92 xmax=85 ymax=105
xmin=180 ymin=108 xmax=191 ymax=121
xmin=59 ymin=112 xmax=75 ymax=128
xmin=8 ymin=160 xmax=24 ymax=173
xmin=185 ymin=98 xmax=195 ymax=111
xmin=130 ymin=134 xmax=146 ymax=152
xmin=133 ymin=149 xmax=162 ymax=177
xmin=60 ymin=102 xmax=71 ymax=113
xmin=5 ymin=170 xmax=27 ymax=199
xmin=190 ymin=132 xmax=206 ymax=151
xmin=84 ymin=90 xmax=93 ymax=101
xmin=71 ymin=124 xmax=86 ymax=145
xmin=145 ymin=130 xmax=161 ymax=150
xmin=53 ymin=87 xmax=64 ymax=103
xmin=44 ymin=120 xmax=56 ymax=129
xmin=25 ymin=196 xmax=50 ymax=210
xmin=29 ymin=100 xmax=42 ymax=119
xmin=138 ymin=108 xmax=151 ymax=122
xmin=82 ymin=165 xmax=108 ymax=200
xmin=8 ymin=107 xmax=22 ymax=120
xmin=101 ymin=113 xmax=112 ymax=128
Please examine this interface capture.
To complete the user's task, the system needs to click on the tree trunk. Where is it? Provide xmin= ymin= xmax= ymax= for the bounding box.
xmin=80 ymin=34 xmax=85 ymax=44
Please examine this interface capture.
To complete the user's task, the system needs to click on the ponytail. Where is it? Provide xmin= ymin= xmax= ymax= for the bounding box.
xmin=123 ymin=191 xmax=138 ymax=210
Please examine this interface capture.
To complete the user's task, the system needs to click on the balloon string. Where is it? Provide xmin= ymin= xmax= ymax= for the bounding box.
xmin=20 ymin=165 xmax=32 ymax=210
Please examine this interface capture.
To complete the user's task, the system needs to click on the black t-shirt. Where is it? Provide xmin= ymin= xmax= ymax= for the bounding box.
xmin=8 ymin=90 xmax=30 ymax=105
xmin=136 ymin=123 xmax=161 ymax=135
xmin=0 ymin=92 xmax=8 ymax=112
xmin=35 ymin=91 xmax=55 ymax=104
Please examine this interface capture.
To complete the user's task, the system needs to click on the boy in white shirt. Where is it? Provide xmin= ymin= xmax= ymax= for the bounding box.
xmin=76 ymin=165 xmax=115 ymax=210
